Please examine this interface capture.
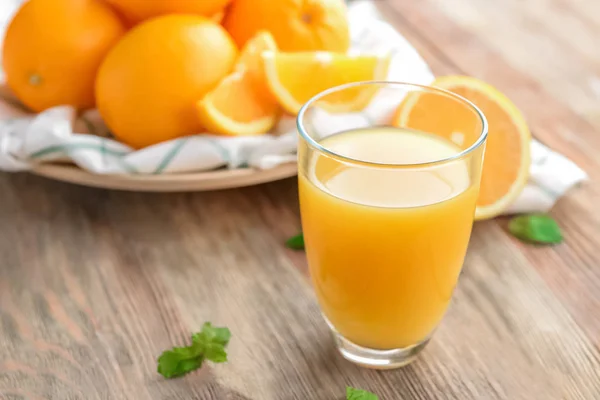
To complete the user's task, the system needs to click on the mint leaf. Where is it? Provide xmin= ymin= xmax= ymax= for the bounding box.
xmin=285 ymin=233 xmax=304 ymax=250
xmin=157 ymin=322 xmax=231 ymax=378
xmin=193 ymin=322 xmax=231 ymax=347
xmin=347 ymin=387 xmax=378 ymax=399
xmin=157 ymin=344 xmax=203 ymax=378
xmin=508 ymin=214 xmax=563 ymax=244
xmin=203 ymin=344 xmax=228 ymax=363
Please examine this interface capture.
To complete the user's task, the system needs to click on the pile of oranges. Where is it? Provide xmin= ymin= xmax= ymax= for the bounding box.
xmin=1 ymin=0 xmax=391 ymax=148
xmin=2 ymin=0 xmax=533 ymax=220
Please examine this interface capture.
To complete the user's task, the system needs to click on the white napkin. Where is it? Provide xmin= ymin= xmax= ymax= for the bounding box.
xmin=0 ymin=0 xmax=587 ymax=213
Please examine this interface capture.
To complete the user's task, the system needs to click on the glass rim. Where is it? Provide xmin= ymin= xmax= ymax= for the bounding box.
xmin=296 ymin=80 xmax=489 ymax=168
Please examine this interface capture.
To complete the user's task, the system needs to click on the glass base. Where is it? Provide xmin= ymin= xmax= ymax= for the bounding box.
xmin=333 ymin=332 xmax=430 ymax=370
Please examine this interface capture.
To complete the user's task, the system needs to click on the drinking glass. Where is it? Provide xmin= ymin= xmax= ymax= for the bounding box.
xmin=296 ymin=81 xmax=487 ymax=369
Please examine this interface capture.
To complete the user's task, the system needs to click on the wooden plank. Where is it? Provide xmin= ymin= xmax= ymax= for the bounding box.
xmin=553 ymin=0 xmax=600 ymax=29
xmin=1 ymin=169 xmax=600 ymax=398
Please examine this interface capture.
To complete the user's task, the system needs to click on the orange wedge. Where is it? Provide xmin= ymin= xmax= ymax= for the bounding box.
xmin=393 ymin=76 xmax=531 ymax=220
xmin=263 ymin=51 xmax=392 ymax=115
xmin=197 ymin=31 xmax=279 ymax=136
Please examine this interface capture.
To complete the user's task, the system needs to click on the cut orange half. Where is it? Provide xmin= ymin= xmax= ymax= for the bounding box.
xmin=263 ymin=51 xmax=392 ymax=115
xmin=197 ymin=31 xmax=279 ymax=136
xmin=393 ymin=76 xmax=531 ymax=220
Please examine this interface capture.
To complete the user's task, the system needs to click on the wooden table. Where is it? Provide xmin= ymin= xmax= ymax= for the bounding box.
xmin=1 ymin=1 xmax=600 ymax=399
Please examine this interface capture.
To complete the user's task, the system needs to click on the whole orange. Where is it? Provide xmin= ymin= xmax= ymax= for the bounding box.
xmin=105 ymin=0 xmax=231 ymax=25
xmin=95 ymin=15 xmax=238 ymax=148
xmin=2 ymin=0 xmax=126 ymax=112
xmin=223 ymin=0 xmax=350 ymax=52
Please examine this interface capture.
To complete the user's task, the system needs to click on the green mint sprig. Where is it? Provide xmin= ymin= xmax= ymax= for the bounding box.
xmin=157 ymin=322 xmax=231 ymax=379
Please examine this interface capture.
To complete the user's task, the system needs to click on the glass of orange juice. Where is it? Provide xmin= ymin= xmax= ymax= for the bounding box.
xmin=297 ymin=81 xmax=488 ymax=369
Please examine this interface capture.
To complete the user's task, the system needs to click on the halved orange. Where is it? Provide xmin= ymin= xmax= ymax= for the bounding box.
xmin=393 ymin=76 xmax=531 ymax=220
xmin=197 ymin=31 xmax=279 ymax=136
xmin=263 ymin=51 xmax=392 ymax=115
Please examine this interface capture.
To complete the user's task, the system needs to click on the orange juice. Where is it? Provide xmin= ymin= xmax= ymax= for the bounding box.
xmin=299 ymin=127 xmax=479 ymax=350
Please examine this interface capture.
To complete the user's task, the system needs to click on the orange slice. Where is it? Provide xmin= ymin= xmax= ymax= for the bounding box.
xmin=393 ymin=76 xmax=531 ymax=220
xmin=197 ymin=31 xmax=279 ymax=136
xmin=263 ymin=51 xmax=391 ymax=115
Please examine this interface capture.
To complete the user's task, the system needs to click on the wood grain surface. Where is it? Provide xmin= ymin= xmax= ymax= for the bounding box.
xmin=1 ymin=0 xmax=600 ymax=399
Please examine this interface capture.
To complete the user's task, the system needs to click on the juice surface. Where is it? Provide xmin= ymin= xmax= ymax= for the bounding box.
xmin=299 ymin=127 xmax=479 ymax=349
